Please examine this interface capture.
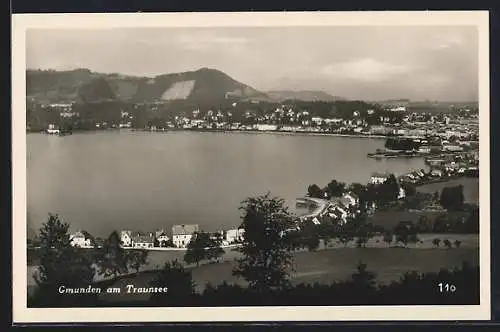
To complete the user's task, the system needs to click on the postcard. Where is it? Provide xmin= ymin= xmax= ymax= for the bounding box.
xmin=12 ymin=10 xmax=491 ymax=323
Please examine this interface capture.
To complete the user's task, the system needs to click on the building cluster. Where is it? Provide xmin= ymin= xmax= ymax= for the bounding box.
xmin=68 ymin=224 xmax=245 ymax=250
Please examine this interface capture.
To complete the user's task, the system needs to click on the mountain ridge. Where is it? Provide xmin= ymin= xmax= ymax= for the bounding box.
xmin=26 ymin=67 xmax=268 ymax=105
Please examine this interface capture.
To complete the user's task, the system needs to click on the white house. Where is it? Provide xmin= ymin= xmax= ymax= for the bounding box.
xmin=46 ymin=123 xmax=60 ymax=135
xmin=69 ymin=230 xmax=94 ymax=248
xmin=172 ymin=224 xmax=199 ymax=248
xmin=226 ymin=228 xmax=245 ymax=244
xmin=431 ymin=169 xmax=444 ymax=177
xmin=155 ymin=229 xmax=170 ymax=247
xmin=369 ymin=172 xmax=390 ymax=185
xmin=342 ymin=192 xmax=359 ymax=207
xmin=120 ymin=230 xmax=133 ymax=247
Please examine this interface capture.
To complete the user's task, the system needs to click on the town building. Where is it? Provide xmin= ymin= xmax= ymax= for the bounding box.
xmin=46 ymin=123 xmax=60 ymax=135
xmin=131 ymin=234 xmax=155 ymax=249
xmin=225 ymin=228 xmax=245 ymax=244
xmin=69 ymin=230 xmax=94 ymax=248
xmin=154 ymin=229 xmax=170 ymax=246
xmin=369 ymin=172 xmax=391 ymax=185
xmin=120 ymin=230 xmax=133 ymax=247
xmin=172 ymin=224 xmax=199 ymax=248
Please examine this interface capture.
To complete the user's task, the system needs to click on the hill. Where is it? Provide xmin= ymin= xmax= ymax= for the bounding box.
xmin=26 ymin=68 xmax=267 ymax=105
xmin=267 ymin=90 xmax=347 ymax=102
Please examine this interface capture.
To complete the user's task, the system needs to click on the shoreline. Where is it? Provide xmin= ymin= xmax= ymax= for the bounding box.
xmin=28 ymin=128 xmax=389 ymax=139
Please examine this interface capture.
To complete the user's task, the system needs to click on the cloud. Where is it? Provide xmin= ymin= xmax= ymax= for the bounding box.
xmin=433 ymin=35 xmax=465 ymax=50
xmin=320 ymin=58 xmax=412 ymax=82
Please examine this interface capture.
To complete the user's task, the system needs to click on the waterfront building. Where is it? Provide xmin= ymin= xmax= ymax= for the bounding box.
xmin=369 ymin=172 xmax=391 ymax=185
xmin=172 ymin=224 xmax=199 ymax=248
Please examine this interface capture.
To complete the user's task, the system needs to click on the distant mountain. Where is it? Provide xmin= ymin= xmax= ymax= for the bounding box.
xmin=26 ymin=68 xmax=267 ymax=104
xmin=266 ymin=90 xmax=347 ymax=102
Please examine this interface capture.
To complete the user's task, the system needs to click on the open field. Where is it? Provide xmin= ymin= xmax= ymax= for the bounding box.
xmin=416 ymin=177 xmax=479 ymax=204
xmin=27 ymin=233 xmax=479 ymax=301
xmin=91 ymin=246 xmax=478 ymax=304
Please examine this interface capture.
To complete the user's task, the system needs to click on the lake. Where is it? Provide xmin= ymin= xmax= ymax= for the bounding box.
xmin=27 ymin=131 xmax=428 ymax=237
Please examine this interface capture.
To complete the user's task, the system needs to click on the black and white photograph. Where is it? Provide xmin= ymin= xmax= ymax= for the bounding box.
xmin=12 ymin=11 xmax=490 ymax=322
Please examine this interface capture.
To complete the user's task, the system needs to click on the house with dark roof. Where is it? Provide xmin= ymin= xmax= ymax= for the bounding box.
xmin=131 ymin=234 xmax=155 ymax=249
xmin=172 ymin=224 xmax=199 ymax=248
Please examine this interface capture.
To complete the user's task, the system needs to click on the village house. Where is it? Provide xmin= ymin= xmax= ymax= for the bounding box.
xmin=155 ymin=229 xmax=170 ymax=247
xmin=369 ymin=172 xmax=390 ymax=185
xmin=120 ymin=230 xmax=133 ymax=247
xmin=225 ymin=228 xmax=245 ymax=244
xmin=341 ymin=192 xmax=359 ymax=207
xmin=172 ymin=224 xmax=199 ymax=248
xmin=69 ymin=230 xmax=94 ymax=248
xmin=431 ymin=169 xmax=444 ymax=177
xmin=132 ymin=234 xmax=155 ymax=249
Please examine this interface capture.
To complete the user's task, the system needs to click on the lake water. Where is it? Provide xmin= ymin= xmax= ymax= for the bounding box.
xmin=27 ymin=131 xmax=427 ymax=237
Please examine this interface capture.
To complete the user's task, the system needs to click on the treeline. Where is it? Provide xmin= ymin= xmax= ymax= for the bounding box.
xmin=28 ymin=194 xmax=479 ymax=308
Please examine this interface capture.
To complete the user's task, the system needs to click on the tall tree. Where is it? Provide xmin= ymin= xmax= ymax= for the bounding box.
xmin=233 ymin=193 xmax=295 ymax=292
xmin=95 ymin=231 xmax=129 ymax=278
xmin=324 ymin=179 xmax=346 ymax=198
xmin=30 ymin=214 xmax=96 ymax=307
xmin=184 ymin=231 xmax=224 ymax=267
xmin=307 ymin=184 xmax=324 ymax=199
xmin=440 ymin=185 xmax=465 ymax=211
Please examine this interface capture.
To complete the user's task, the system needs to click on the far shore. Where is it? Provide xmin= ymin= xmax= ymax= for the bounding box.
xmin=28 ymin=128 xmax=389 ymax=139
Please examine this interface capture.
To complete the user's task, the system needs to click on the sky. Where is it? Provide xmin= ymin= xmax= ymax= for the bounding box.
xmin=26 ymin=26 xmax=479 ymax=101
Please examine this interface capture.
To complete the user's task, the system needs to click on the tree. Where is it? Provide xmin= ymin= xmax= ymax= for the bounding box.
xmin=38 ymin=213 xmax=70 ymax=249
xmin=432 ymin=238 xmax=441 ymax=248
xmin=149 ymin=259 xmax=196 ymax=305
xmin=127 ymin=250 xmax=149 ymax=274
xmin=350 ymin=261 xmax=377 ymax=292
xmin=30 ymin=214 xmax=96 ymax=307
xmin=324 ymin=179 xmax=346 ymax=198
xmin=184 ymin=231 xmax=224 ymax=267
xmin=348 ymin=183 xmax=366 ymax=198
xmin=454 ymin=240 xmax=462 ymax=248
xmin=416 ymin=215 xmax=431 ymax=233
xmin=443 ymin=239 xmax=453 ymax=249
xmin=233 ymin=193 xmax=295 ymax=292
xmin=383 ymin=231 xmax=393 ymax=247
xmin=307 ymin=184 xmax=324 ymax=199
xmin=337 ymin=221 xmax=355 ymax=247
xmin=378 ymin=174 xmax=400 ymax=204
xmin=207 ymin=232 xmax=225 ymax=263
xmin=439 ymin=185 xmax=465 ymax=211
xmin=393 ymin=221 xmax=418 ymax=247
xmin=305 ymin=233 xmax=320 ymax=251
xmin=353 ymin=215 xmax=373 ymax=248
xmin=95 ymin=230 xmax=129 ymax=278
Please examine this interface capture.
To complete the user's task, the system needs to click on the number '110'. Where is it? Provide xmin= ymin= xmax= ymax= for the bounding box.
xmin=438 ymin=283 xmax=456 ymax=293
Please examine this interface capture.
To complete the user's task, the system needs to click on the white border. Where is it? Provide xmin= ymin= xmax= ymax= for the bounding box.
xmin=12 ymin=11 xmax=491 ymax=323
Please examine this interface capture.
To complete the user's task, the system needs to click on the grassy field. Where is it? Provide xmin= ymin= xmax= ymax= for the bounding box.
xmin=93 ymin=246 xmax=478 ymax=303
xmin=416 ymin=177 xmax=479 ymax=204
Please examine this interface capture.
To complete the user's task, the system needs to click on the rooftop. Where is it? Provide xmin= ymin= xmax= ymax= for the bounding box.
xmin=172 ymin=224 xmax=199 ymax=236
